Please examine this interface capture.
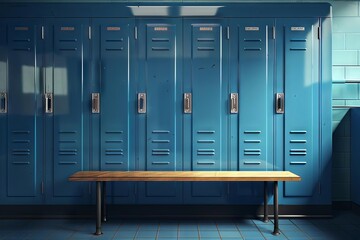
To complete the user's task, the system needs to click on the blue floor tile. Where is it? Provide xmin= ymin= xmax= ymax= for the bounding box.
xmin=219 ymin=230 xmax=242 ymax=238
xmin=178 ymin=230 xmax=199 ymax=238
xmin=199 ymin=230 xmax=220 ymax=237
xmin=157 ymin=230 xmax=178 ymax=238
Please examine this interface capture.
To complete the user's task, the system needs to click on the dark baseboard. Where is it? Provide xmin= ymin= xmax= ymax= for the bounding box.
xmin=0 ymin=205 xmax=332 ymax=219
xmin=352 ymin=202 xmax=360 ymax=215
xmin=332 ymin=201 xmax=352 ymax=210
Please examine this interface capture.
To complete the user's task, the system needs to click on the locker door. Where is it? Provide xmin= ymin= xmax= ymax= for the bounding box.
xmin=93 ymin=19 xmax=136 ymax=203
xmin=278 ymin=19 xmax=319 ymax=197
xmin=45 ymin=19 xmax=90 ymax=203
xmin=183 ymin=20 xmax=229 ymax=204
xmin=231 ymin=19 xmax=275 ymax=201
xmin=0 ymin=21 xmax=7 ymax=202
xmin=5 ymin=19 xmax=43 ymax=202
xmin=137 ymin=20 xmax=182 ymax=204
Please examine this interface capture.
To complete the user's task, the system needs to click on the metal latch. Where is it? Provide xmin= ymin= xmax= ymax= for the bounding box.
xmin=275 ymin=93 xmax=284 ymax=114
xmin=138 ymin=93 xmax=147 ymax=113
xmin=184 ymin=93 xmax=192 ymax=114
xmin=92 ymin=93 xmax=100 ymax=113
xmin=230 ymin=93 xmax=238 ymax=114
xmin=45 ymin=93 xmax=53 ymax=114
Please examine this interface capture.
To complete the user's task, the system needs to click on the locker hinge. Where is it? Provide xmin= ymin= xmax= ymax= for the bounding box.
xmin=134 ymin=26 xmax=138 ymax=40
xmin=317 ymin=27 xmax=321 ymax=40
xmin=226 ymin=26 xmax=230 ymax=40
xmin=88 ymin=26 xmax=92 ymax=40
xmin=272 ymin=26 xmax=276 ymax=40
xmin=41 ymin=181 xmax=44 ymax=194
xmin=41 ymin=26 xmax=45 ymax=40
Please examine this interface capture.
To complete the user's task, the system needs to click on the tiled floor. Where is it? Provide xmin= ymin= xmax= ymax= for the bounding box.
xmin=0 ymin=211 xmax=360 ymax=240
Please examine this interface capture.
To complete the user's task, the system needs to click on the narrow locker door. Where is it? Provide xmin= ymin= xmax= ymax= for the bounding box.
xmin=184 ymin=21 xmax=228 ymax=204
xmin=238 ymin=20 xmax=274 ymax=171
xmin=0 ymin=21 xmax=7 ymax=202
xmin=47 ymin=19 xmax=90 ymax=200
xmin=94 ymin=19 xmax=136 ymax=203
xmin=281 ymin=19 xmax=319 ymax=197
xmin=137 ymin=20 xmax=182 ymax=203
xmin=6 ymin=20 xmax=43 ymax=200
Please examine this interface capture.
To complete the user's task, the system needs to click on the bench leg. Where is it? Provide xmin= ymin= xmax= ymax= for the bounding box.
xmin=263 ymin=181 xmax=269 ymax=223
xmin=102 ymin=182 xmax=107 ymax=222
xmin=95 ymin=181 xmax=103 ymax=236
xmin=272 ymin=181 xmax=280 ymax=236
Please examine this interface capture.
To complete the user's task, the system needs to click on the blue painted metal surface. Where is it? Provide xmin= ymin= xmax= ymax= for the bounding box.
xmin=44 ymin=18 xmax=91 ymax=203
xmin=183 ymin=19 xmax=229 ymax=204
xmin=351 ymin=109 xmax=360 ymax=205
xmin=137 ymin=19 xmax=183 ymax=204
xmin=0 ymin=3 xmax=332 ymax=207
xmin=93 ymin=18 xmax=136 ymax=203
xmin=2 ymin=19 xmax=44 ymax=203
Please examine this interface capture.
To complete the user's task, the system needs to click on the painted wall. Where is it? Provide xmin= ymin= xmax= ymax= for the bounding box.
xmin=0 ymin=0 xmax=357 ymax=202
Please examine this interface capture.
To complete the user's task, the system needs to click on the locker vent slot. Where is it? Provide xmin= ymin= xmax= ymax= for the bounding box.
xmin=290 ymin=130 xmax=307 ymax=134
xmin=59 ymin=161 xmax=77 ymax=165
xmin=59 ymin=149 xmax=78 ymax=155
xmin=105 ymin=140 xmax=123 ymax=143
xmin=152 ymin=130 xmax=170 ymax=134
xmin=13 ymin=39 xmax=30 ymax=42
xmin=244 ymin=149 xmax=261 ymax=156
xmin=152 ymin=149 xmax=170 ymax=156
xmin=12 ymin=149 xmax=31 ymax=156
xmin=12 ymin=130 xmax=30 ymax=134
xmin=290 ymin=161 xmax=307 ymax=165
xmin=106 ymin=131 xmax=123 ymax=134
xmin=290 ymin=39 xmax=307 ymax=42
xmin=197 ymin=130 xmax=215 ymax=134
xmin=152 ymin=140 xmax=170 ymax=143
xmin=152 ymin=161 xmax=170 ymax=165
xmin=244 ymin=161 xmax=261 ymax=165
xmin=244 ymin=39 xmax=261 ymax=42
xmin=59 ymin=39 xmax=78 ymax=42
xmin=105 ymin=161 xmax=123 ymax=165
xmin=197 ymin=47 xmax=215 ymax=51
xmin=290 ymin=48 xmax=307 ymax=51
xmin=244 ymin=48 xmax=261 ymax=51
xmin=197 ymin=149 xmax=215 ymax=156
xmin=152 ymin=38 xmax=169 ymax=42
xmin=12 ymin=161 xmax=30 ymax=165
xmin=59 ymin=140 xmax=77 ymax=144
xmin=105 ymin=149 xmax=124 ymax=156
xmin=290 ymin=149 xmax=307 ymax=156
xmin=290 ymin=140 xmax=307 ymax=143
xmin=244 ymin=140 xmax=261 ymax=143
xmin=106 ymin=39 xmax=124 ymax=42
xmin=197 ymin=140 xmax=215 ymax=143
xmin=12 ymin=140 xmax=30 ymax=143
xmin=59 ymin=131 xmax=77 ymax=134
xmin=197 ymin=38 xmax=215 ymax=42
xmin=152 ymin=47 xmax=170 ymax=51
xmin=244 ymin=130 xmax=261 ymax=134
xmin=59 ymin=48 xmax=78 ymax=51
xmin=13 ymin=48 xmax=30 ymax=51
xmin=106 ymin=47 xmax=124 ymax=51
xmin=197 ymin=161 xmax=215 ymax=165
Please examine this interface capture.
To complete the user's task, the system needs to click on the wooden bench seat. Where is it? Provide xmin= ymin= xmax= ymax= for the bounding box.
xmin=69 ymin=171 xmax=300 ymax=237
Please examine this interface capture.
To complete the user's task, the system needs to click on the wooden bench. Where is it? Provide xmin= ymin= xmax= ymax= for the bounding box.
xmin=69 ymin=171 xmax=300 ymax=236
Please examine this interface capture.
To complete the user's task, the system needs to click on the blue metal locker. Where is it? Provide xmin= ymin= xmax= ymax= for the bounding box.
xmin=137 ymin=20 xmax=183 ymax=204
xmin=278 ymin=19 xmax=320 ymax=197
xmin=4 ymin=19 xmax=44 ymax=203
xmin=229 ymin=19 xmax=275 ymax=202
xmin=0 ymin=21 xmax=7 ymax=202
xmin=45 ymin=19 xmax=90 ymax=203
xmin=183 ymin=20 xmax=229 ymax=204
xmin=92 ymin=18 xmax=136 ymax=203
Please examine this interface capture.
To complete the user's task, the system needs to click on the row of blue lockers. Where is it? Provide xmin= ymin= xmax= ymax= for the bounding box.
xmin=0 ymin=3 xmax=332 ymax=206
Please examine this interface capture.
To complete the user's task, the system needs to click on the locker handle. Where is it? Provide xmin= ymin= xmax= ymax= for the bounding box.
xmin=138 ymin=93 xmax=146 ymax=114
xmin=92 ymin=93 xmax=100 ymax=113
xmin=230 ymin=93 xmax=238 ymax=114
xmin=45 ymin=93 xmax=53 ymax=114
xmin=276 ymin=93 xmax=284 ymax=114
xmin=0 ymin=92 xmax=7 ymax=113
xmin=184 ymin=93 xmax=192 ymax=114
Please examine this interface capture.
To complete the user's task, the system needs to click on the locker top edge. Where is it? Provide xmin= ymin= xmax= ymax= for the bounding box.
xmin=0 ymin=2 xmax=332 ymax=18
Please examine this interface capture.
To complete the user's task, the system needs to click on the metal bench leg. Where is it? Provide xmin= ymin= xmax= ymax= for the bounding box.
xmin=263 ymin=181 xmax=269 ymax=222
xmin=102 ymin=182 xmax=107 ymax=222
xmin=272 ymin=181 xmax=280 ymax=236
xmin=95 ymin=181 xmax=103 ymax=235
